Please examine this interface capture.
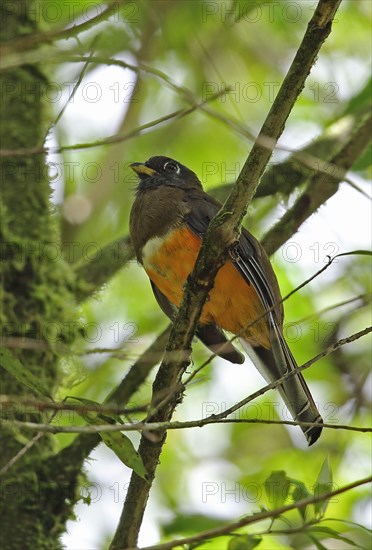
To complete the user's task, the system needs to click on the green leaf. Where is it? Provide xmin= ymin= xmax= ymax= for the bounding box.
xmin=290 ymin=479 xmax=313 ymax=521
xmin=264 ymin=471 xmax=291 ymax=509
xmin=307 ymin=534 xmax=329 ymax=550
xmin=72 ymin=397 xmax=148 ymax=481
xmin=100 ymin=430 xmax=149 ymax=482
xmin=316 ymin=457 xmax=332 ymax=486
xmin=228 ymin=534 xmax=262 ymax=550
xmin=313 ymin=458 xmax=333 ymax=516
xmin=326 ymin=518 xmax=372 ymax=534
xmin=0 ymin=347 xmax=51 ymax=398
xmin=309 ymin=526 xmax=365 ymax=548
xmin=163 ymin=514 xmax=224 ymax=536
xmin=67 ymin=396 xmax=122 ymax=424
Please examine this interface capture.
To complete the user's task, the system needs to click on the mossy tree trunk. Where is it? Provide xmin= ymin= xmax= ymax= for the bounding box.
xmin=0 ymin=2 xmax=81 ymax=547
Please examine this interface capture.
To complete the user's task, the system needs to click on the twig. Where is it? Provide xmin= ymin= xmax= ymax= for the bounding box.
xmin=0 ymin=396 xmax=146 ymax=416
xmin=297 ymin=293 xmax=370 ymax=324
xmin=262 ymin=112 xmax=372 ymax=252
xmin=0 ymin=432 xmax=44 ymax=476
xmin=136 ymin=476 xmax=372 ymax=550
xmin=0 ymin=408 xmax=59 ymax=476
xmin=192 ymin=325 xmax=372 ymax=425
xmin=0 ymin=1 xmax=123 ymax=60
xmin=56 ymin=326 xmax=172 ymax=466
xmin=6 ymin=324 xmax=369 ymax=435
xmin=0 ymin=91 xmax=226 ymax=157
xmin=52 ymin=41 xmax=99 ymax=129
xmin=181 ymin=252 xmax=353 ymax=386
xmin=2 ymin=416 xmax=370 ymax=436
xmin=60 ymin=54 xmax=363 ymax=191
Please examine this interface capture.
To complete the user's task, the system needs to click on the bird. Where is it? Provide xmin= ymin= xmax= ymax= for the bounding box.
xmin=129 ymin=156 xmax=323 ymax=445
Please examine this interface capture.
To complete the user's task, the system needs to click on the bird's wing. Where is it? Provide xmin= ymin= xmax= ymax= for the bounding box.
xmin=185 ymin=192 xmax=323 ymax=444
xmin=150 ymin=281 xmax=244 ymax=364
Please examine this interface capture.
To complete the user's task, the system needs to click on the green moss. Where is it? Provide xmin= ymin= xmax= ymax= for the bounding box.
xmin=0 ymin=2 xmax=84 ymax=547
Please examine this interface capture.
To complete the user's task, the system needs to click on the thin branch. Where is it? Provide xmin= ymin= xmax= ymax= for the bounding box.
xmin=110 ymin=3 xmax=342 ymax=547
xmin=0 ymin=407 xmax=59 ymax=476
xmin=75 ymin=235 xmax=134 ymax=301
xmin=182 ymin=252 xmax=353 ymax=386
xmin=9 ymin=324 xmax=368 ymax=436
xmin=0 ymin=108 xmax=192 ymax=157
xmin=297 ymin=293 xmax=371 ymax=324
xmin=0 ymin=432 xmax=44 ymax=476
xmin=136 ymin=476 xmax=372 ymax=550
xmin=201 ymin=105 xmax=353 ymax=184
xmin=64 ymin=55 xmax=207 ymax=103
xmin=56 ymin=326 xmax=171 ymax=466
xmin=3 ymin=417 xmax=370 ymax=436
xmin=262 ymin=112 xmax=372 ymax=252
xmin=0 ymin=90 xmax=226 ymax=157
xmin=52 ymin=41 xmax=99 ymax=129
xmin=0 ymin=0 xmax=123 ymax=61
xmin=346 ymin=177 xmax=372 ymax=200
xmin=188 ymin=325 xmax=372 ymax=425
xmin=235 ymin=0 xmax=342 ymax=202
xmin=61 ymin=53 xmax=363 ymax=191
xmin=0 ymin=396 xmax=146 ymax=416
xmin=146 ymin=319 xmax=371 ymax=435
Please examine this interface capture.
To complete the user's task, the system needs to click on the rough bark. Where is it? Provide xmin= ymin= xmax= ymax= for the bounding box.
xmin=0 ymin=2 xmax=80 ymax=547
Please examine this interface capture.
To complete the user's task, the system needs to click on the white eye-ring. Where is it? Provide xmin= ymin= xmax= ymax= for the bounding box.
xmin=164 ymin=161 xmax=180 ymax=174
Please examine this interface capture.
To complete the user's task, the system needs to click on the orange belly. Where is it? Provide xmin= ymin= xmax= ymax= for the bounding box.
xmin=142 ymin=226 xmax=271 ymax=348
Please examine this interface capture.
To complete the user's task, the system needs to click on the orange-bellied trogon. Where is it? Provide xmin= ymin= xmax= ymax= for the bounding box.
xmin=129 ymin=156 xmax=323 ymax=445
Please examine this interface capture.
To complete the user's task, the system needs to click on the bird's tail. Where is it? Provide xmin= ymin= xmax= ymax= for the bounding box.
xmin=241 ymin=335 xmax=323 ymax=445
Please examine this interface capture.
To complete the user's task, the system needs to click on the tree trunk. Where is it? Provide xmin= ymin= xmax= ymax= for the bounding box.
xmin=1 ymin=2 xmax=80 ymax=547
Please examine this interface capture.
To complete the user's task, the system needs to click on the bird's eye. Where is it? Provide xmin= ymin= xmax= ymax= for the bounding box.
xmin=164 ymin=161 xmax=180 ymax=174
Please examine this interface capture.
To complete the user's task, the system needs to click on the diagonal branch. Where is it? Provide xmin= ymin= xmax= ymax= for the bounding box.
xmin=262 ymin=112 xmax=372 ymax=253
xmin=234 ymin=0 xmax=342 ymax=206
xmin=210 ymin=114 xmax=357 ymax=202
xmin=0 ymin=0 xmax=124 ymax=61
xmin=137 ymin=475 xmax=372 ymax=550
xmin=185 ymin=325 xmax=372 ymax=428
xmin=74 ymin=117 xmax=363 ymax=302
xmin=109 ymin=2 xmax=342 ymax=548
xmin=75 ymin=237 xmax=134 ymax=301
xmin=62 ymin=52 xmax=363 ymax=195
xmin=0 ymin=89 xmax=226 ymax=158
xmin=52 ymin=326 xmax=172 ymax=469
xmin=0 ymin=324 xmax=171 ymax=477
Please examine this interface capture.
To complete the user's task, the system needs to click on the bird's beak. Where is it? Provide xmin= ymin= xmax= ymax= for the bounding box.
xmin=130 ymin=162 xmax=157 ymax=177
